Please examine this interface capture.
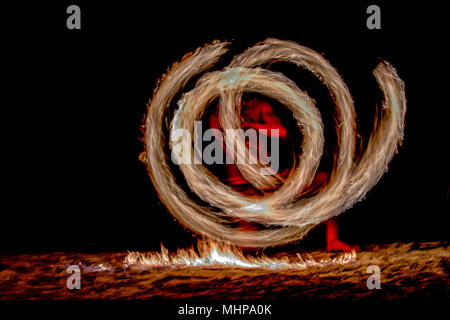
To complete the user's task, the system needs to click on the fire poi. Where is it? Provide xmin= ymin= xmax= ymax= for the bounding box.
xmin=142 ymin=38 xmax=406 ymax=248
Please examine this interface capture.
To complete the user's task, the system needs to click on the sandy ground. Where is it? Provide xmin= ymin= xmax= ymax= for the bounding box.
xmin=0 ymin=242 xmax=448 ymax=300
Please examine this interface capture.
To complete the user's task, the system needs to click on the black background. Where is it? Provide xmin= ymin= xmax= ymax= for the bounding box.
xmin=2 ymin=1 xmax=448 ymax=254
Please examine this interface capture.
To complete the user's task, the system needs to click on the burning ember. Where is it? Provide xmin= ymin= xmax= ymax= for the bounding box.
xmin=124 ymin=239 xmax=357 ymax=269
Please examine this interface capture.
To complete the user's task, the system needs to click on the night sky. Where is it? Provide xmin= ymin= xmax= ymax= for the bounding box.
xmin=2 ymin=1 xmax=447 ymax=254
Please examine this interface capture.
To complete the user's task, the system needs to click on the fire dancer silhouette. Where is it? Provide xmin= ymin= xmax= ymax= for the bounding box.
xmin=207 ymin=97 xmax=360 ymax=252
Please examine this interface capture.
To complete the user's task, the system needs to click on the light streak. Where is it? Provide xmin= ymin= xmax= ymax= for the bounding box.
xmin=142 ymin=38 xmax=406 ymax=247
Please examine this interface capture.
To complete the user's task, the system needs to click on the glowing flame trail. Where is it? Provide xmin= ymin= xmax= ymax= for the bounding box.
xmin=142 ymin=38 xmax=406 ymax=247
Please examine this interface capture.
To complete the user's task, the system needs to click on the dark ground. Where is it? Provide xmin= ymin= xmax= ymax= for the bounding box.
xmin=1 ymin=242 xmax=448 ymax=300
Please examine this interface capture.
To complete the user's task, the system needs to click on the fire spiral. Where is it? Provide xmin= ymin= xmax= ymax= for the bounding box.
xmin=142 ymin=38 xmax=406 ymax=247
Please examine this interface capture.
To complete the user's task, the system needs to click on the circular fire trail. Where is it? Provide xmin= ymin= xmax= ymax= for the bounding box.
xmin=142 ymin=38 xmax=406 ymax=247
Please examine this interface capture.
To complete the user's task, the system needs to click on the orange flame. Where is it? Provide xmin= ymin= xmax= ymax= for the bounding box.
xmin=124 ymin=239 xmax=357 ymax=269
